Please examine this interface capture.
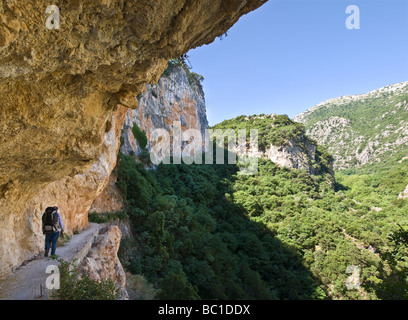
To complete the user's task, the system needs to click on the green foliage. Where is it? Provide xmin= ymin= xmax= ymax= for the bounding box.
xmin=126 ymin=273 xmax=157 ymax=300
xmin=332 ymin=161 xmax=408 ymax=299
xmin=117 ymin=153 xmax=318 ymax=300
xmin=132 ymin=122 xmax=148 ymax=150
xmin=157 ymin=271 xmax=200 ymax=300
xmin=52 ymin=258 xmax=119 ymax=300
xmin=116 ymin=112 xmax=408 ymax=300
xmin=212 ymin=114 xmax=333 ymax=175
xmin=88 ymin=210 xmax=128 ymax=224
xmin=300 ymin=87 xmax=408 ymax=168
xmin=213 ymin=114 xmax=307 ymax=151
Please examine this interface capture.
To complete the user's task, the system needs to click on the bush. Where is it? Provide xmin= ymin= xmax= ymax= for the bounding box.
xmin=52 ymin=258 xmax=120 ymax=300
xmin=132 ymin=122 xmax=148 ymax=150
xmin=88 ymin=211 xmax=128 ymax=224
xmin=126 ymin=273 xmax=157 ymax=300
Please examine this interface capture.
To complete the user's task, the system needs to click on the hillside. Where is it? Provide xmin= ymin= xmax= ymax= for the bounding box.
xmin=112 ymin=109 xmax=408 ymax=300
xmin=294 ymin=82 xmax=408 ymax=170
xmin=212 ymin=114 xmax=334 ymax=178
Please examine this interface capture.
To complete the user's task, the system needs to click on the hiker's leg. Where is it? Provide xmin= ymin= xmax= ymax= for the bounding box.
xmin=50 ymin=231 xmax=60 ymax=255
xmin=44 ymin=232 xmax=52 ymax=252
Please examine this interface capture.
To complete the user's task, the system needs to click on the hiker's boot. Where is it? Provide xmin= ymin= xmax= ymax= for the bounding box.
xmin=44 ymin=250 xmax=49 ymax=257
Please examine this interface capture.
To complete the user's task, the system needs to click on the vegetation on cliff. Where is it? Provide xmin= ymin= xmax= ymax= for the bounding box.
xmin=214 ymin=114 xmax=306 ymax=151
xmin=117 ymin=152 xmax=321 ymax=299
xmin=213 ymin=114 xmax=334 ymax=175
xmin=295 ymin=82 xmax=408 ymax=169
xmin=162 ymin=58 xmax=205 ymax=92
xmin=52 ymin=258 xmax=119 ymax=300
xmin=114 ymin=111 xmax=408 ymax=299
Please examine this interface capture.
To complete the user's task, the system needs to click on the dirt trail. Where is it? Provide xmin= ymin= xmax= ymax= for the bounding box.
xmin=0 ymin=223 xmax=100 ymax=300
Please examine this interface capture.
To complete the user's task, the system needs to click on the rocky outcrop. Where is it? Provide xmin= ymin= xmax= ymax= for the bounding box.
xmin=265 ymin=138 xmax=318 ymax=174
xmin=399 ymin=184 xmax=408 ymax=199
xmin=0 ymin=0 xmax=267 ymax=277
xmin=91 ymin=64 xmax=208 ymax=215
xmin=120 ymin=64 xmax=208 ymax=157
xmin=79 ymin=225 xmax=128 ymax=299
xmin=89 ymin=172 xmax=124 ymax=214
xmin=224 ymin=114 xmax=333 ymax=176
xmin=303 ymin=116 xmax=355 ymax=169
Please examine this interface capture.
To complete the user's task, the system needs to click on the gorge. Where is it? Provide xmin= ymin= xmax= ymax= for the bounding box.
xmin=1 ymin=1 xmax=407 ymax=301
xmin=0 ymin=0 xmax=267 ymax=278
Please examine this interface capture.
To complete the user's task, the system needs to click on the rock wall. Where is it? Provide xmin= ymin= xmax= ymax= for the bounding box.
xmin=88 ymin=172 xmax=124 ymax=214
xmin=120 ymin=64 xmax=208 ymax=157
xmin=79 ymin=225 xmax=128 ymax=300
xmin=0 ymin=0 xmax=267 ymax=277
xmin=265 ymin=138 xmax=317 ymax=174
xmin=90 ymin=64 xmax=208 ymax=216
xmin=0 ymin=105 xmax=127 ymax=277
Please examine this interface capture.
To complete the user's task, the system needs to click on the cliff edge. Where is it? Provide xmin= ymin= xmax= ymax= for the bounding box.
xmin=0 ymin=0 xmax=267 ymax=277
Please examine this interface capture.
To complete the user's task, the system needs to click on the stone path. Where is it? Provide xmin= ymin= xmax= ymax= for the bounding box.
xmin=0 ymin=223 xmax=100 ymax=300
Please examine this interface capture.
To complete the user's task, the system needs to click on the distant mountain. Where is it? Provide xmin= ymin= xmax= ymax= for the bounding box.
xmin=294 ymin=82 xmax=408 ymax=170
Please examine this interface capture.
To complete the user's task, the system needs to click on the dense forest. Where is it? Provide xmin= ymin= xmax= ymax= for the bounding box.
xmin=98 ymin=113 xmax=408 ymax=300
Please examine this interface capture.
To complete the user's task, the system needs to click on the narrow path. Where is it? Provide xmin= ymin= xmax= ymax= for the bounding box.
xmin=0 ymin=223 xmax=100 ymax=300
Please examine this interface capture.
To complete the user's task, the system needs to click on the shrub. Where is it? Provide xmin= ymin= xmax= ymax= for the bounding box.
xmin=132 ymin=122 xmax=148 ymax=150
xmin=52 ymin=258 xmax=120 ymax=300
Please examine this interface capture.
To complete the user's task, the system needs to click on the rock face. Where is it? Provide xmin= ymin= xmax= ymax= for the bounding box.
xmin=88 ymin=172 xmax=124 ymax=214
xmin=264 ymin=138 xmax=317 ymax=174
xmin=90 ymin=64 xmax=208 ymax=215
xmin=120 ymin=64 xmax=208 ymax=157
xmin=0 ymin=104 xmax=127 ymax=277
xmin=0 ymin=0 xmax=267 ymax=277
xmin=399 ymin=185 xmax=408 ymax=199
xmin=294 ymin=82 xmax=408 ymax=169
xmin=214 ymin=114 xmax=334 ymax=176
xmin=79 ymin=225 xmax=128 ymax=299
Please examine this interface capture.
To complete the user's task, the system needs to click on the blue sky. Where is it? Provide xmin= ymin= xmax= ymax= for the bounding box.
xmin=187 ymin=0 xmax=408 ymax=126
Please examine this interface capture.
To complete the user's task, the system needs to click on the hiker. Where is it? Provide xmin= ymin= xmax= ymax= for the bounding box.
xmin=42 ymin=206 xmax=65 ymax=257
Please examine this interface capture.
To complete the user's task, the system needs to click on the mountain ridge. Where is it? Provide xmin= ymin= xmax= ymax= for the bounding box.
xmin=294 ymin=81 xmax=408 ymax=124
xmin=294 ymin=81 xmax=408 ymax=170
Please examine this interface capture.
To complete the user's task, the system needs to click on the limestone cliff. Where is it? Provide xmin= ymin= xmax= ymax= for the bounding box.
xmin=88 ymin=172 xmax=125 ymax=214
xmin=213 ymin=114 xmax=335 ymax=177
xmin=120 ymin=63 xmax=208 ymax=157
xmin=90 ymin=63 xmax=208 ymax=214
xmin=263 ymin=138 xmax=318 ymax=174
xmin=0 ymin=0 xmax=267 ymax=277
xmin=79 ymin=225 xmax=128 ymax=299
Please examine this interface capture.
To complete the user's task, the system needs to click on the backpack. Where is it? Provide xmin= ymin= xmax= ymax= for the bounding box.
xmin=42 ymin=207 xmax=59 ymax=233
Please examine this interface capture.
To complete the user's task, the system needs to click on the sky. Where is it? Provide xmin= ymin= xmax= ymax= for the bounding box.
xmin=187 ymin=0 xmax=408 ymax=126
